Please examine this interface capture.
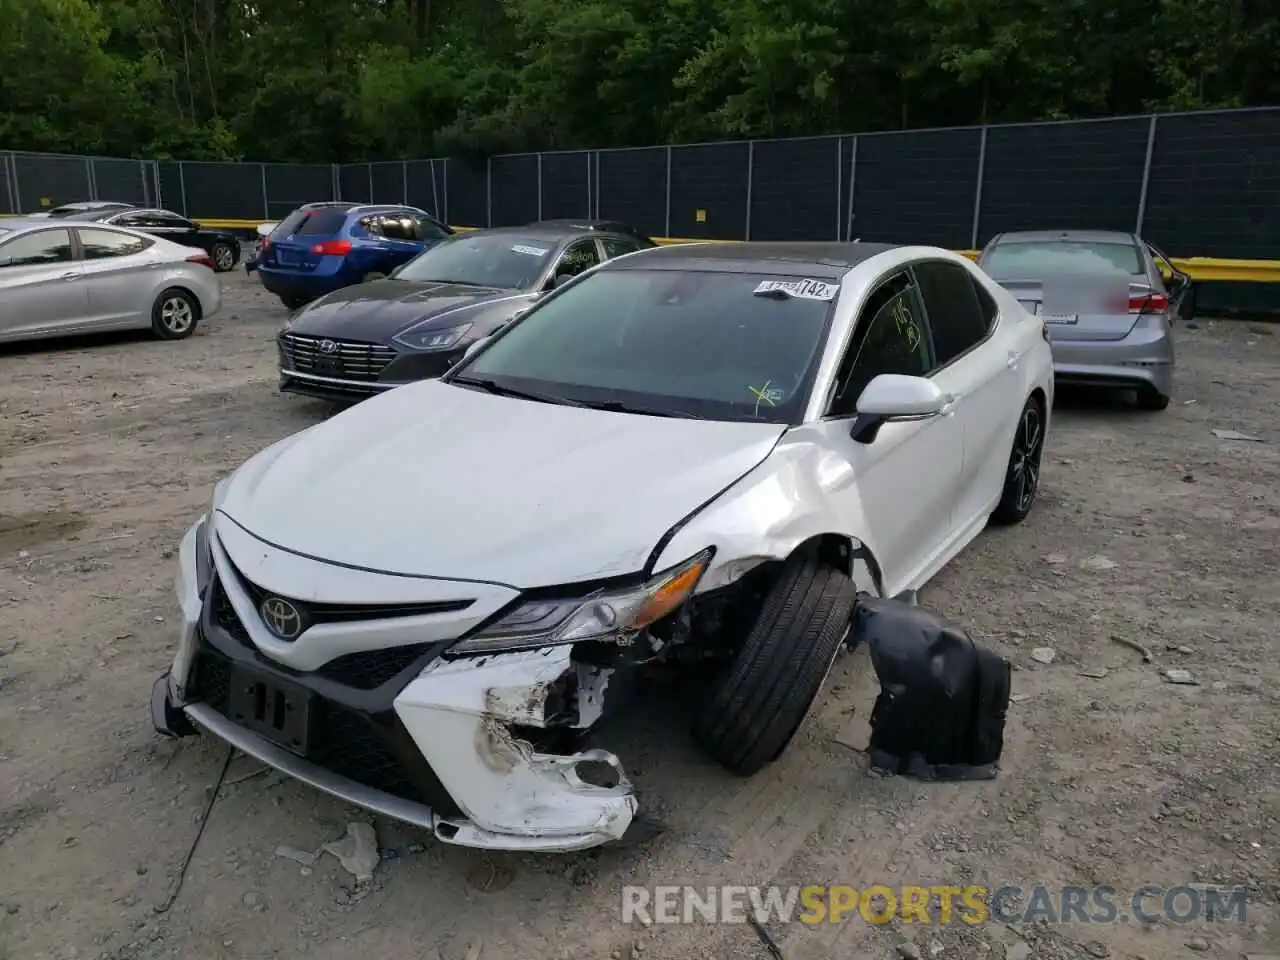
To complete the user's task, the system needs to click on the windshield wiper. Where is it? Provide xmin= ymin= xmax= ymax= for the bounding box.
xmin=572 ymin=399 xmax=697 ymax=419
xmin=450 ymin=376 xmax=585 ymax=407
xmin=408 ymin=278 xmax=497 ymax=289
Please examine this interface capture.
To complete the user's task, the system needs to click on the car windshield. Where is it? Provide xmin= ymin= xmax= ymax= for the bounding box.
xmin=452 ymin=268 xmax=837 ymax=423
xmin=983 ymin=240 xmax=1143 ymax=278
xmin=394 ymin=233 xmax=555 ymax=289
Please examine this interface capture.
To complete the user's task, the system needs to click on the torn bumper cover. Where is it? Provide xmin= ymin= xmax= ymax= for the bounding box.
xmin=153 ymin=519 xmax=637 ymax=852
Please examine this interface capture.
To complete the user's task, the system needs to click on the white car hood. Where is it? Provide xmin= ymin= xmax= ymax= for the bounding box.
xmin=220 ymin=379 xmax=786 ymax=587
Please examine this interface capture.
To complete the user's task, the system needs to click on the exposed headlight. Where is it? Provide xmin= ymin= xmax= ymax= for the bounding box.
xmin=393 ymin=321 xmax=473 ymax=351
xmin=449 ymin=548 xmax=713 ymax=656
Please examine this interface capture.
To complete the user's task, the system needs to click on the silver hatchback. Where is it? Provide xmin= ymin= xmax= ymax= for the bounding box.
xmin=0 ymin=219 xmax=223 ymax=344
xmin=977 ymin=230 xmax=1188 ymax=410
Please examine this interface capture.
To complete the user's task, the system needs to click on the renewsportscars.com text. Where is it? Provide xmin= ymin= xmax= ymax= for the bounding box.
xmin=620 ymin=884 xmax=1249 ymax=926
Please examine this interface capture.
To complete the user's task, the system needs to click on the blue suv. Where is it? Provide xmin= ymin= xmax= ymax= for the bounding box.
xmin=256 ymin=202 xmax=454 ymax=309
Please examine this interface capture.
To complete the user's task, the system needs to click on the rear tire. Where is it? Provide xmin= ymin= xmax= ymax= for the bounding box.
xmin=210 ymin=242 xmax=235 ymax=272
xmin=1136 ymin=387 xmax=1170 ymax=411
xmin=693 ymin=553 xmax=857 ymax=775
xmin=280 ymin=295 xmax=309 ymax=310
xmin=990 ymin=395 xmax=1045 ymax=525
xmin=150 ymin=288 xmax=200 ymax=340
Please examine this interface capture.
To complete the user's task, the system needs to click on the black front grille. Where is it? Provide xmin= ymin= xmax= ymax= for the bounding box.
xmin=318 ymin=644 xmax=435 ymax=690
xmin=189 ymin=649 xmax=232 ymax=711
xmin=211 ymin=581 xmax=250 ymax=645
xmin=310 ymin=704 xmax=426 ymax=801
xmin=280 ymin=333 xmax=397 ymax=382
xmin=223 ymin=563 xmax=473 ymax=633
xmin=187 ymin=636 xmax=461 ymax=817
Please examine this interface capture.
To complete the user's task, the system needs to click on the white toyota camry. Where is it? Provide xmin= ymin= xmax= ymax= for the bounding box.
xmin=151 ymin=241 xmax=1053 ymax=852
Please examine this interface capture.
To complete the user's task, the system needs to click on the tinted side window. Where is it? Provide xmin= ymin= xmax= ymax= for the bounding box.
xmin=828 ymin=273 xmax=933 ymax=416
xmin=361 ymin=215 xmax=406 ymax=240
xmin=0 ymin=229 xmax=74 ymax=268
xmin=78 ymin=228 xmax=149 ymax=259
xmin=554 ymin=240 xmax=600 ymax=278
xmin=601 ymin=237 xmax=641 ymax=259
xmin=913 ymin=260 xmax=989 ymax=366
xmin=416 ymin=215 xmax=450 ymax=240
xmin=971 ymin=275 xmax=998 ymax=330
xmin=153 ymin=212 xmax=192 ymax=228
xmin=113 ymin=214 xmax=147 ymax=228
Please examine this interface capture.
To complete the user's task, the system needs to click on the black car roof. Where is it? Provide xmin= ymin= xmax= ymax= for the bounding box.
xmin=76 ymin=207 xmax=178 ymax=221
xmin=458 ymin=224 xmax=634 ymax=242
xmin=530 ymin=218 xmax=643 ymax=232
xmin=602 ymin=241 xmax=898 ymax=278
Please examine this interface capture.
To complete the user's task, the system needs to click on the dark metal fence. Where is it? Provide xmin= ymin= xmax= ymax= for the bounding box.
xmin=4 ymin=107 xmax=1279 ymax=262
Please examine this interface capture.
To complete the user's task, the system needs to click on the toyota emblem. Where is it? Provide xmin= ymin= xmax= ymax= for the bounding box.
xmin=319 ymin=339 xmax=338 ymax=354
xmin=260 ymin=596 xmax=304 ymax=640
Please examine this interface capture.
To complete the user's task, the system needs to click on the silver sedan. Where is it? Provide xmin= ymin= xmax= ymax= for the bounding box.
xmin=0 ymin=219 xmax=222 ymax=344
xmin=977 ymin=229 xmax=1188 ymax=410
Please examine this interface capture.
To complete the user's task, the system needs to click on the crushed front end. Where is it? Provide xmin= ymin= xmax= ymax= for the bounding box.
xmin=152 ymin=513 xmax=644 ymax=852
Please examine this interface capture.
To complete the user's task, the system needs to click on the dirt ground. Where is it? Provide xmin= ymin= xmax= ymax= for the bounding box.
xmin=1 ymin=268 xmax=1277 ymax=960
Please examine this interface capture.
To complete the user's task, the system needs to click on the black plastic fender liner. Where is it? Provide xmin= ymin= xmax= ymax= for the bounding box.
xmin=851 ymin=597 xmax=1012 ymax=781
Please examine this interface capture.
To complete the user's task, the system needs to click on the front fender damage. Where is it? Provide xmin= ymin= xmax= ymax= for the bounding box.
xmin=394 ymin=645 xmax=637 ymax=851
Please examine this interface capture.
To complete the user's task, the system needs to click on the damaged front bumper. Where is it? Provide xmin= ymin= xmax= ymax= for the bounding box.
xmin=153 ymin=519 xmax=638 ymax=852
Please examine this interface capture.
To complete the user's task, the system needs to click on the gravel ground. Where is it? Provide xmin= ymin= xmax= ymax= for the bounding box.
xmin=0 ymin=269 xmax=1277 ymax=960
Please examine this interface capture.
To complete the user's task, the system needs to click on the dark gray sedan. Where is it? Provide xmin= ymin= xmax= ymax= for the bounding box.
xmin=277 ymin=223 xmax=654 ymax=403
xmin=977 ymin=229 xmax=1190 ymax=410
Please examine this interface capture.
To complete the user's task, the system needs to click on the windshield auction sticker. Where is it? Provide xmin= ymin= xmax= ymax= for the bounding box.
xmin=753 ymin=279 xmax=838 ymax=301
xmin=511 ymin=244 xmax=549 ymax=257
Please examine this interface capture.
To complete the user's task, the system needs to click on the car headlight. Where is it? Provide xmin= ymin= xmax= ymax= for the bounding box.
xmin=194 ymin=517 xmax=213 ymax=596
xmin=393 ymin=321 xmax=473 ymax=351
xmin=196 ymin=478 xmax=230 ymax=594
xmin=449 ymin=548 xmax=713 ymax=656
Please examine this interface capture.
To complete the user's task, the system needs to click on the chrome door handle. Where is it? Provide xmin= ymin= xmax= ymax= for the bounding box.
xmin=57 ymin=271 xmax=79 ymax=281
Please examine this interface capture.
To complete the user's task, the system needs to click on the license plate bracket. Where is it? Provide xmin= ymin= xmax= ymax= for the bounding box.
xmin=227 ymin=665 xmax=312 ymax=755
xmin=313 ymin=356 xmax=343 ymax=376
xmin=1042 ymin=313 xmax=1079 ymax=325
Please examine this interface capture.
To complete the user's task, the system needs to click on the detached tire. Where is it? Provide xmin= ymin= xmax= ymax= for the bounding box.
xmin=151 ymin=287 xmax=200 ymax=340
xmin=694 ymin=554 xmax=857 ymax=775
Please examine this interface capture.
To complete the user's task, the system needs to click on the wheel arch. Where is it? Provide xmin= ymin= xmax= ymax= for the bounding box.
xmin=1028 ymin=385 xmax=1047 ymax=415
xmin=790 ymin=533 xmax=886 ymax=597
xmin=648 ymin=452 xmax=892 ymax=600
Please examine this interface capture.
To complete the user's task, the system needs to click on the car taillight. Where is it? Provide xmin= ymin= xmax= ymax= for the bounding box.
xmin=186 ymin=253 xmax=214 ymax=269
xmin=1129 ymin=292 xmax=1169 ymax=313
xmin=311 ymin=239 xmax=352 ymax=256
